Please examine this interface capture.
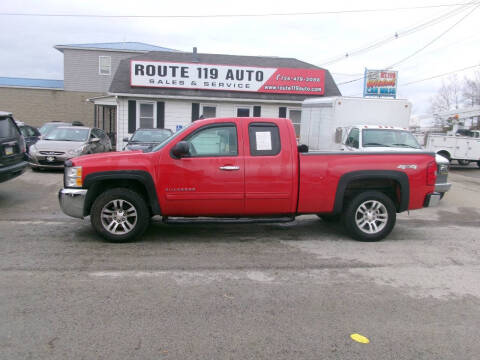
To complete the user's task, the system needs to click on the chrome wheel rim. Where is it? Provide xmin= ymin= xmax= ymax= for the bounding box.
xmin=355 ymin=200 xmax=388 ymax=234
xmin=101 ymin=199 xmax=138 ymax=235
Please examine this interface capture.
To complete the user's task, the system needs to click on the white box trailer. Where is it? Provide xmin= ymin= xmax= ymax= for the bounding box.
xmin=300 ymin=96 xmax=411 ymax=151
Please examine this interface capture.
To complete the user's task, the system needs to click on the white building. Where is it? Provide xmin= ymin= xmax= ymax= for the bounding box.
xmin=91 ymin=49 xmax=341 ymax=150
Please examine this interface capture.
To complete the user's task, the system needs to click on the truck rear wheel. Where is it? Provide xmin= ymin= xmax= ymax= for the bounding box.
xmin=90 ymin=188 xmax=150 ymax=243
xmin=342 ymin=191 xmax=396 ymax=242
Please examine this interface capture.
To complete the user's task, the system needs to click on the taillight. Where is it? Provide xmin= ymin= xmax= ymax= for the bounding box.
xmin=427 ymin=161 xmax=436 ymax=186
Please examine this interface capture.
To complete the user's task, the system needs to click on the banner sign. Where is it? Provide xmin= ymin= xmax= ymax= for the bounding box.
xmin=363 ymin=69 xmax=398 ymax=98
xmin=130 ymin=60 xmax=326 ymax=95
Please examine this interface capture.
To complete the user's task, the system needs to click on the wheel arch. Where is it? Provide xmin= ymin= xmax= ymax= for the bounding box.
xmin=83 ymin=170 xmax=161 ymax=217
xmin=332 ymin=170 xmax=409 ymax=214
xmin=437 ymin=150 xmax=451 ymax=161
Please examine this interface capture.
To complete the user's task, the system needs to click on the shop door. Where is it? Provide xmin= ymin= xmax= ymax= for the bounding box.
xmin=95 ymin=105 xmax=117 ymax=149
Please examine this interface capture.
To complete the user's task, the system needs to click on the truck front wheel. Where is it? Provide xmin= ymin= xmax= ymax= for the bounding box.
xmin=90 ymin=188 xmax=150 ymax=243
xmin=342 ymin=191 xmax=396 ymax=242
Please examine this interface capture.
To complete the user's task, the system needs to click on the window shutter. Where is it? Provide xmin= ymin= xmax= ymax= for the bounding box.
xmin=157 ymin=101 xmax=165 ymax=128
xmin=128 ymin=100 xmax=136 ymax=133
xmin=192 ymin=103 xmax=200 ymax=122
xmin=279 ymin=107 xmax=287 ymax=118
xmin=253 ymin=106 xmax=261 ymax=117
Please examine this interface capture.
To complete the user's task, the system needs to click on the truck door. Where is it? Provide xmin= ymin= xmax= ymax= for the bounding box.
xmin=161 ymin=122 xmax=245 ymax=216
xmin=243 ymin=121 xmax=295 ymax=214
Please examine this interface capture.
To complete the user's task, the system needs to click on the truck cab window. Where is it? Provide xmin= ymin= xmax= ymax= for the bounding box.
xmin=248 ymin=123 xmax=281 ymax=156
xmin=186 ymin=125 xmax=237 ymax=157
xmin=345 ymin=128 xmax=359 ymax=148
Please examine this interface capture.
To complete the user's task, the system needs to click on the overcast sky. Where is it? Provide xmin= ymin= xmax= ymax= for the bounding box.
xmin=1 ymin=0 xmax=479 ymax=115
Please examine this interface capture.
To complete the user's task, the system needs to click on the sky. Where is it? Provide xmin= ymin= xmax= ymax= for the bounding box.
xmin=1 ymin=0 xmax=479 ymax=116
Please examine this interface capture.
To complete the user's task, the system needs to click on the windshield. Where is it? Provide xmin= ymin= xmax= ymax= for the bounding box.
xmin=362 ymin=129 xmax=421 ymax=149
xmin=131 ymin=129 xmax=172 ymax=143
xmin=0 ymin=117 xmax=19 ymax=139
xmin=148 ymin=125 xmax=193 ymax=152
xmin=44 ymin=128 xmax=89 ymax=142
xmin=39 ymin=123 xmax=67 ymax=135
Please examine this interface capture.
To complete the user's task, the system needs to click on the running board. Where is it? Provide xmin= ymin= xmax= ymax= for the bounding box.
xmin=162 ymin=216 xmax=296 ymax=225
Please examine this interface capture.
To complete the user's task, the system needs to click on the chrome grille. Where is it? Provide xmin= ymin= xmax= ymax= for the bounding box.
xmin=40 ymin=151 xmax=65 ymax=155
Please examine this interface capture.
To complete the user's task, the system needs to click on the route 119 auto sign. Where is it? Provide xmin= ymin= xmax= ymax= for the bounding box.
xmin=130 ymin=60 xmax=326 ymax=95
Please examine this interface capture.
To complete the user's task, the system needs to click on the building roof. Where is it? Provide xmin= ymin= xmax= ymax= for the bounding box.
xmin=0 ymin=77 xmax=64 ymax=89
xmin=54 ymin=42 xmax=179 ymax=53
xmin=109 ymin=51 xmax=341 ymax=101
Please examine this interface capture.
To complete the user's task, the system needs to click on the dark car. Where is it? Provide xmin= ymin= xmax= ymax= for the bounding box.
xmin=123 ymin=128 xmax=173 ymax=151
xmin=0 ymin=112 xmax=27 ymax=183
xmin=38 ymin=121 xmax=84 ymax=136
xmin=16 ymin=122 xmax=41 ymax=153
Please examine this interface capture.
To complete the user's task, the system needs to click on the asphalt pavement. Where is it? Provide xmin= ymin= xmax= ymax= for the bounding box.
xmin=0 ymin=167 xmax=479 ymax=359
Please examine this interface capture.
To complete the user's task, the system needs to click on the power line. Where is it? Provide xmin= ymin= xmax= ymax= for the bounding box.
xmin=319 ymin=1 xmax=478 ymax=66
xmin=344 ymin=63 xmax=480 ymax=96
xmin=386 ymin=3 xmax=480 ymax=69
xmin=0 ymin=3 xmax=476 ymax=18
xmin=336 ymin=3 xmax=479 ymax=86
xmin=401 ymin=64 xmax=480 ymax=86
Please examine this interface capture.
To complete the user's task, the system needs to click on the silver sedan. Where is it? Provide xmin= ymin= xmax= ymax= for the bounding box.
xmin=28 ymin=126 xmax=111 ymax=169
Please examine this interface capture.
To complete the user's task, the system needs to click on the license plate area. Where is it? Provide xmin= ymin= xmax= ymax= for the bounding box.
xmin=5 ymin=146 xmax=13 ymax=156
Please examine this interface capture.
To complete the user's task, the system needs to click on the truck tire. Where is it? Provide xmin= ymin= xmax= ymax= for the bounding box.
xmin=342 ymin=191 xmax=396 ymax=242
xmin=90 ymin=187 xmax=150 ymax=243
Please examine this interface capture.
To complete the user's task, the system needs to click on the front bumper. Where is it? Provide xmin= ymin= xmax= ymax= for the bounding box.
xmin=29 ymin=153 xmax=73 ymax=168
xmin=424 ymin=193 xmax=441 ymax=207
xmin=58 ymin=188 xmax=87 ymax=218
xmin=435 ymin=182 xmax=452 ymax=193
xmin=0 ymin=161 xmax=28 ymax=183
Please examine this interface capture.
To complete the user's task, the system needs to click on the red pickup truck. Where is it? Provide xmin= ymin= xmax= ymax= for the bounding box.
xmin=59 ymin=117 xmax=440 ymax=242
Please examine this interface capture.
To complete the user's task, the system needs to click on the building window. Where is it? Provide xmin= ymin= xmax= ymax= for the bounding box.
xmin=236 ymin=106 xmax=252 ymax=117
xmin=201 ymin=104 xmax=217 ymax=118
xmin=99 ymin=56 xmax=111 ymax=75
xmin=288 ymin=108 xmax=302 ymax=137
xmin=137 ymin=102 xmax=156 ymax=129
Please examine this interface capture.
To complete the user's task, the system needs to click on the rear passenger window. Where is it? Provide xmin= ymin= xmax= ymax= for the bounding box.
xmin=248 ymin=123 xmax=281 ymax=156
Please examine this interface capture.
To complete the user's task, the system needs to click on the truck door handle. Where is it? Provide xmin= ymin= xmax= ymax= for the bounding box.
xmin=219 ymin=165 xmax=240 ymax=171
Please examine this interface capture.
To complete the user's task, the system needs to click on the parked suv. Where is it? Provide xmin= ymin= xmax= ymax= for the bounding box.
xmin=0 ymin=111 xmax=27 ymax=183
xmin=29 ymin=126 xmax=112 ymax=169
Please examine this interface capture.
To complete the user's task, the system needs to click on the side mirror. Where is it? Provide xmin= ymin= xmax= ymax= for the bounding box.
xmin=335 ymin=127 xmax=343 ymax=144
xmin=123 ymin=137 xmax=129 ymax=142
xmin=90 ymin=137 xmax=100 ymax=143
xmin=171 ymin=141 xmax=189 ymax=158
xmin=297 ymin=144 xmax=309 ymax=153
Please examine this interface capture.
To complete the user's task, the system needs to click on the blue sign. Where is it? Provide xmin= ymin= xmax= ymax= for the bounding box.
xmin=363 ymin=69 xmax=398 ymax=98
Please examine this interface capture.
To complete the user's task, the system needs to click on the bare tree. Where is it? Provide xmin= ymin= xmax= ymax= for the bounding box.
xmin=430 ymin=75 xmax=462 ymax=114
xmin=462 ymin=71 xmax=480 ymax=106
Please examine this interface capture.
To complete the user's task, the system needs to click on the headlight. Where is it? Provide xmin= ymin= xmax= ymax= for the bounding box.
xmin=67 ymin=145 xmax=86 ymax=156
xmin=438 ymin=164 xmax=449 ymax=175
xmin=65 ymin=166 xmax=83 ymax=188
